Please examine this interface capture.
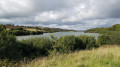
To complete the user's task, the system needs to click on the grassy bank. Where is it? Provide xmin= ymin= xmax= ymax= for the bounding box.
xmin=24 ymin=45 xmax=120 ymax=67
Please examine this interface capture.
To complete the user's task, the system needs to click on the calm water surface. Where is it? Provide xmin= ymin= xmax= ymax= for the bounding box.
xmin=16 ymin=32 xmax=99 ymax=40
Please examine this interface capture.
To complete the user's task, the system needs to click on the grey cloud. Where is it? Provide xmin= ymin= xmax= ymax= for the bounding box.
xmin=0 ymin=0 xmax=120 ymax=30
xmin=0 ymin=0 xmax=34 ymax=18
xmin=90 ymin=0 xmax=120 ymax=18
xmin=32 ymin=0 xmax=74 ymax=11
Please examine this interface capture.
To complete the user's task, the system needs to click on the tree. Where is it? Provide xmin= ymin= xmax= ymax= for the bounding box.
xmin=0 ymin=25 xmax=21 ymax=60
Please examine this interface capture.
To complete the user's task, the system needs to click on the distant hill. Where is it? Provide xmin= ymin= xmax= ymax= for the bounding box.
xmin=108 ymin=24 xmax=120 ymax=31
xmin=85 ymin=24 xmax=120 ymax=34
xmin=1 ymin=24 xmax=76 ymax=36
xmin=4 ymin=24 xmax=75 ymax=32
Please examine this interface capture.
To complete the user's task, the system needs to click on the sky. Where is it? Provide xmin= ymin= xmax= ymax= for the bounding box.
xmin=0 ymin=0 xmax=120 ymax=30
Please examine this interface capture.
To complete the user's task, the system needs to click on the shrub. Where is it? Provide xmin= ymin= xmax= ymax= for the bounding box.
xmin=97 ymin=34 xmax=111 ymax=45
xmin=97 ymin=33 xmax=120 ymax=45
xmin=15 ymin=27 xmax=24 ymax=30
xmin=11 ymin=30 xmax=30 ymax=36
xmin=52 ymin=35 xmax=98 ymax=53
xmin=110 ymin=32 xmax=120 ymax=45
xmin=20 ymin=37 xmax=53 ymax=57
xmin=0 ymin=25 xmax=22 ymax=60
xmin=76 ymin=35 xmax=98 ymax=49
xmin=53 ymin=35 xmax=77 ymax=53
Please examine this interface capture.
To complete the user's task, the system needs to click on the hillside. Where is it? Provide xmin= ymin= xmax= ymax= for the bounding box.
xmin=24 ymin=45 xmax=120 ymax=67
xmin=3 ymin=24 xmax=75 ymax=36
xmin=85 ymin=24 xmax=120 ymax=34
xmin=85 ymin=24 xmax=120 ymax=45
xmin=5 ymin=24 xmax=75 ymax=32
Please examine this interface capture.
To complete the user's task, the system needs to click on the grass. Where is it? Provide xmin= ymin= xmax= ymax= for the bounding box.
xmin=26 ymin=28 xmax=38 ymax=31
xmin=23 ymin=45 xmax=120 ymax=67
xmin=26 ymin=28 xmax=43 ymax=32
xmin=24 ymin=28 xmax=46 ymax=32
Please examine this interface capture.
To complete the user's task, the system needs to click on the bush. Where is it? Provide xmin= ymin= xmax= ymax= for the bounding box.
xmin=97 ymin=33 xmax=120 ymax=45
xmin=97 ymin=34 xmax=111 ymax=45
xmin=110 ymin=33 xmax=120 ymax=45
xmin=0 ymin=25 xmax=22 ymax=60
xmin=11 ymin=30 xmax=30 ymax=36
xmin=76 ymin=35 xmax=98 ymax=49
xmin=52 ymin=35 xmax=98 ymax=53
xmin=53 ymin=35 xmax=76 ymax=53
xmin=20 ymin=37 xmax=53 ymax=57
xmin=9 ymin=28 xmax=43 ymax=36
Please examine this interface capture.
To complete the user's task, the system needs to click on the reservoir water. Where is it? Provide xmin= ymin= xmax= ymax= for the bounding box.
xmin=16 ymin=32 xmax=99 ymax=40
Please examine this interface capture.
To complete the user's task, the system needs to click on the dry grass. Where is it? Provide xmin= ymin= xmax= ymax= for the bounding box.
xmin=26 ymin=28 xmax=45 ymax=32
xmin=23 ymin=45 xmax=120 ymax=67
xmin=26 ymin=28 xmax=39 ymax=31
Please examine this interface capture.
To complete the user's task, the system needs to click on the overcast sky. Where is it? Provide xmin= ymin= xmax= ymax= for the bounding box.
xmin=0 ymin=0 xmax=120 ymax=30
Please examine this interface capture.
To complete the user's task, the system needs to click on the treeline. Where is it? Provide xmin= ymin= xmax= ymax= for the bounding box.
xmin=85 ymin=24 xmax=120 ymax=45
xmin=35 ymin=27 xmax=74 ymax=33
xmin=5 ymin=24 xmax=75 ymax=33
xmin=85 ymin=24 xmax=120 ymax=34
xmin=9 ymin=27 xmax=43 ymax=36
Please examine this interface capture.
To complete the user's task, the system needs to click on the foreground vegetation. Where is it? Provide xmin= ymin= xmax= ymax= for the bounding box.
xmin=0 ymin=24 xmax=98 ymax=60
xmin=0 ymin=24 xmax=99 ymax=66
xmin=0 ymin=24 xmax=120 ymax=67
xmin=24 ymin=45 xmax=120 ymax=67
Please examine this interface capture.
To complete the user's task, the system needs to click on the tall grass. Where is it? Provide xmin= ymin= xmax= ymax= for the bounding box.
xmin=24 ymin=45 xmax=120 ymax=67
